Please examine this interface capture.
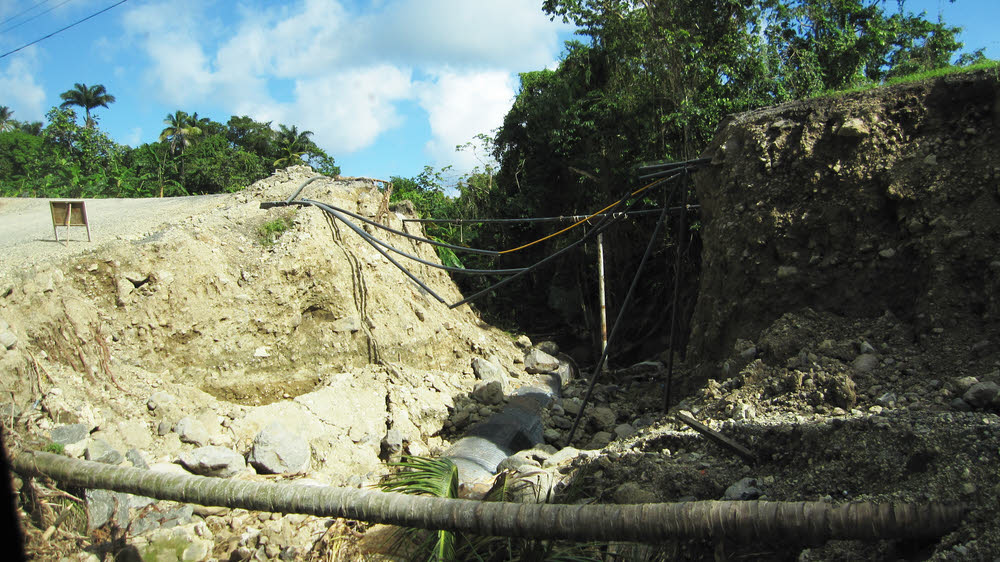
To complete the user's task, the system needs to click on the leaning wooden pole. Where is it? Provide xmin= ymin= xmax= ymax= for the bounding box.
xmin=597 ymin=232 xmax=609 ymax=373
xmin=12 ymin=451 xmax=966 ymax=543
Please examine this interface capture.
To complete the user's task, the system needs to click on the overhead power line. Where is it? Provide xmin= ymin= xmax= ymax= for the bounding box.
xmin=0 ymin=0 xmax=75 ymax=34
xmin=0 ymin=0 xmax=50 ymax=27
xmin=0 ymin=0 xmax=128 ymax=60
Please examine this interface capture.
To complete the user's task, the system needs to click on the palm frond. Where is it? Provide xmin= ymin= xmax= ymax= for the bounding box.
xmin=379 ymin=456 xmax=460 ymax=561
xmin=381 ymin=456 xmax=459 ymax=499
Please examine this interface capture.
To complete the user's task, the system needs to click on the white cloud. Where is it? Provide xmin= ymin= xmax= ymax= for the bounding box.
xmin=116 ymin=0 xmax=569 ymax=162
xmin=126 ymin=127 xmax=143 ymax=146
xmin=120 ymin=1 xmax=214 ymax=106
xmin=0 ymin=49 xmax=46 ymax=121
xmin=366 ymin=0 xmax=570 ymax=71
xmin=416 ymin=70 xmax=515 ymax=169
xmin=290 ymin=65 xmax=413 ymax=153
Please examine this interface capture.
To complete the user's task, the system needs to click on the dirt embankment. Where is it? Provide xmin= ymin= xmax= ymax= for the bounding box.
xmin=2 ymin=70 xmax=1000 ymax=561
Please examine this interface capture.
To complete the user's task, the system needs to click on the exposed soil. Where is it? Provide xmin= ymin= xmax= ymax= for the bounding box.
xmin=2 ymin=69 xmax=1000 ymax=561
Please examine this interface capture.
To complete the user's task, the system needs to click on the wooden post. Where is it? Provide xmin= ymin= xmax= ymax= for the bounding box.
xmin=597 ymin=232 xmax=608 ymax=372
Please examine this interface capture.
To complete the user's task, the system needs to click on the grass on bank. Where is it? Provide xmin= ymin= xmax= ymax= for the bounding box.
xmin=258 ymin=216 xmax=294 ymax=247
xmin=812 ymin=59 xmax=1000 ymax=100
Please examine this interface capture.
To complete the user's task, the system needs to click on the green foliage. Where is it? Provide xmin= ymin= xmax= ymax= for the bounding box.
xmin=258 ymin=216 xmax=293 ymax=247
xmin=0 ymin=90 xmax=341 ymax=197
xmin=380 ymin=456 xmax=459 ymax=562
xmin=184 ymin=134 xmax=266 ymax=193
xmin=43 ymin=442 xmax=65 ymax=454
xmin=0 ymin=106 xmax=14 ymax=132
xmin=379 ymin=457 xmax=601 ymax=561
xmin=58 ymin=83 xmax=115 ymax=128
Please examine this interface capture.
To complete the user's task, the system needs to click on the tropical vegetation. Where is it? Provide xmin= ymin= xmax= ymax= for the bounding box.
xmin=0 ymin=84 xmax=340 ymax=198
xmin=387 ymin=0 xmax=995 ymax=341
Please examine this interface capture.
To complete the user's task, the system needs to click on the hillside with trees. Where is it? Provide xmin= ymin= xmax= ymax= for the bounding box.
xmin=0 ymin=90 xmax=340 ymax=199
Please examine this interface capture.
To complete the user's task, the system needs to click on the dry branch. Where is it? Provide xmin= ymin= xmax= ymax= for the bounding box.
xmin=12 ymin=451 xmax=967 ymax=544
xmin=676 ymin=412 xmax=756 ymax=464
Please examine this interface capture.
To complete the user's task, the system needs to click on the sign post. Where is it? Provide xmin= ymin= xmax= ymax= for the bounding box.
xmin=49 ymin=200 xmax=91 ymax=245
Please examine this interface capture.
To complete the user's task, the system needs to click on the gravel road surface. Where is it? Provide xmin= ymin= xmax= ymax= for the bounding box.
xmin=0 ymin=195 xmax=230 ymax=280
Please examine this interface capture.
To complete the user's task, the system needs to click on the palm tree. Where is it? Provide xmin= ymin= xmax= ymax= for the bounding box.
xmin=0 ymin=106 xmax=14 ymax=132
xmin=273 ymin=124 xmax=314 ymax=168
xmin=19 ymin=121 xmax=43 ymax=135
xmin=58 ymin=83 xmax=116 ymax=127
xmin=159 ymin=110 xmax=202 ymax=155
xmin=159 ymin=111 xmax=203 ymax=191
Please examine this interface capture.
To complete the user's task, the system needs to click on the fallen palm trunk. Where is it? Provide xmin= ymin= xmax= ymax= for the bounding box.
xmin=12 ymin=451 xmax=966 ymax=543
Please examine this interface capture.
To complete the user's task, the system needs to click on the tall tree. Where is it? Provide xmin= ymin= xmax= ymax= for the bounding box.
xmin=159 ymin=110 xmax=202 ymax=155
xmin=273 ymin=124 xmax=314 ymax=168
xmin=0 ymin=106 xmax=14 ymax=132
xmin=58 ymin=83 xmax=116 ymax=127
xmin=159 ymin=110 xmax=203 ymax=190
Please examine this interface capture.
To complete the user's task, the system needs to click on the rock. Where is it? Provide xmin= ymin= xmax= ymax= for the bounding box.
xmin=613 ymin=423 xmax=637 ymax=440
xmin=471 ymin=357 xmax=507 ymax=387
xmin=878 ymin=248 xmax=896 ymax=259
xmin=583 ymin=431 xmax=612 ymax=450
xmin=536 ymin=341 xmax=560 ymax=356
xmin=542 ymin=447 xmax=584 ymax=469
xmin=127 ymin=449 xmax=150 ymax=469
xmin=851 ymin=354 xmax=879 ymax=373
xmin=553 ymin=361 xmax=574 ymax=385
xmin=87 ymin=489 xmax=156 ymax=530
xmin=130 ymin=504 xmax=196 ymax=537
xmin=590 ymin=407 xmax=616 ymax=432
xmin=732 ymin=402 xmax=756 ymax=421
xmin=248 ymin=423 xmax=311 ymax=474
xmin=876 ymin=392 xmax=897 ymax=407
xmin=331 ymin=316 xmax=361 ymax=333
xmin=380 ymin=428 xmax=404 ymax=461
xmin=524 ymin=349 xmax=560 ymax=374
xmin=497 ymin=452 xmax=540 ymax=472
xmin=776 ymin=265 xmax=798 ymax=279
xmin=858 ymin=341 xmax=876 ymax=354
xmin=614 ymin=482 xmax=657 ymax=504
xmin=723 ymin=477 xmax=763 ymax=500
xmin=147 ymin=391 xmax=177 ymax=411
xmin=157 ymin=420 xmax=172 ymax=436
xmin=561 ymin=397 xmax=583 ymax=416
xmin=551 ymin=415 xmax=572 ymax=429
xmin=0 ymin=329 xmax=16 ymax=350
xmin=85 ymin=439 xmax=123 ymax=465
xmin=515 ymin=335 xmax=532 ymax=349
xmin=954 ymin=376 xmax=980 ymax=393
xmin=137 ymin=524 xmax=212 ymax=562
xmin=253 ymin=346 xmax=271 ymax=358
xmin=950 ymin=398 xmax=972 ymax=412
xmin=962 ymin=382 xmax=1000 ymax=409
xmin=176 ymin=446 xmax=247 ymax=477
xmin=971 ymin=339 xmax=994 ymax=358
xmin=837 ymin=117 xmax=870 ymax=137
xmin=50 ymin=423 xmax=90 ymax=445
xmin=472 ymin=381 xmax=504 ymax=405
xmin=543 ymin=428 xmax=561 ymax=443
xmin=174 ymin=416 xmax=210 ymax=446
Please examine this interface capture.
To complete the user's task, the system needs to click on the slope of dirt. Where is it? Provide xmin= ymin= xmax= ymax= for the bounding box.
xmin=573 ymin=68 xmax=1000 ymax=560
xmin=0 ymin=168 xmax=553 ymax=559
xmin=3 ymin=69 xmax=1000 ymax=561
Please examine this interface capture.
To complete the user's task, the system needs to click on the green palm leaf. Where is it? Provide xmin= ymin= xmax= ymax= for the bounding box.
xmin=380 ymin=456 xmax=459 ymax=561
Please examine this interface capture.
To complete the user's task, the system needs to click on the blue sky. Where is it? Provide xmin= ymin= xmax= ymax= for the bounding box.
xmin=1 ymin=0 xmax=997 ymax=184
